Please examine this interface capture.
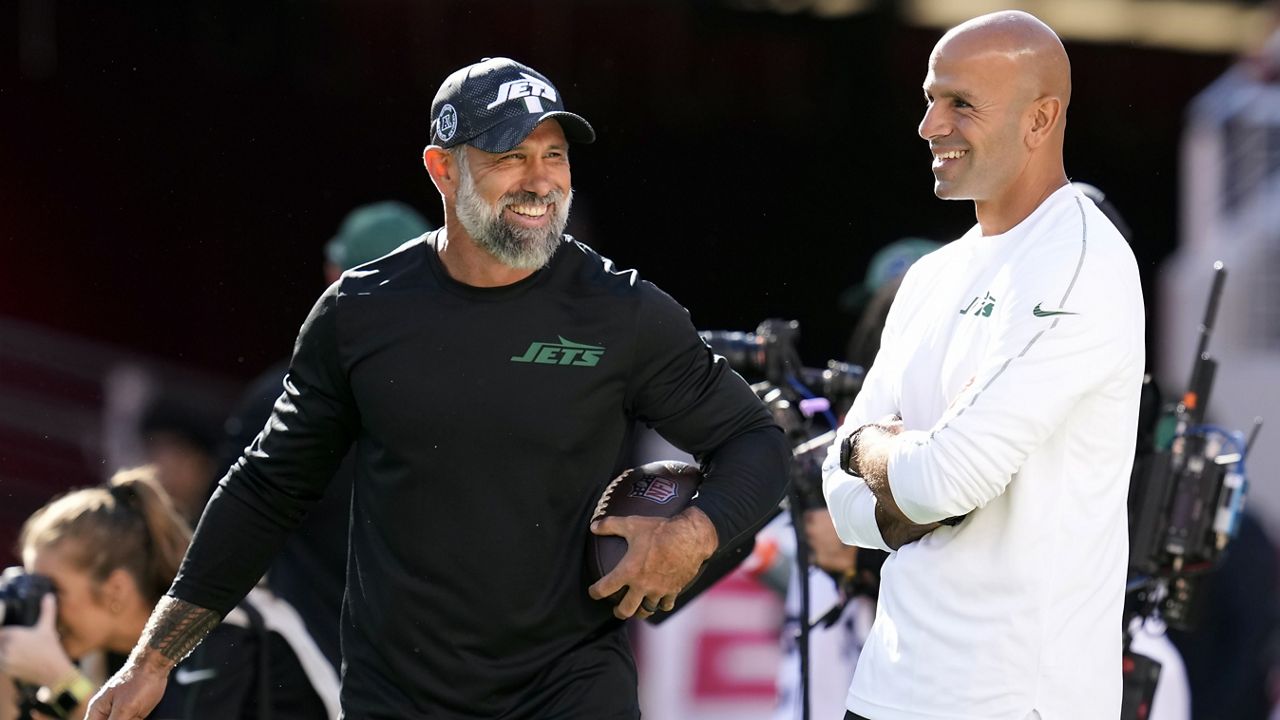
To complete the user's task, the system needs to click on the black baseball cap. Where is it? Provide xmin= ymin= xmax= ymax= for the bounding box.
xmin=429 ymin=57 xmax=595 ymax=153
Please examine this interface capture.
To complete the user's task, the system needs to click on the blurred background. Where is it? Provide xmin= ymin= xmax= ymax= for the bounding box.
xmin=3 ymin=0 xmax=1279 ymax=717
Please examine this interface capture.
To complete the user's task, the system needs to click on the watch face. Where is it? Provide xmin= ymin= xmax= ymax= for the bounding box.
xmin=54 ymin=690 xmax=80 ymax=716
xmin=839 ymin=434 xmax=854 ymax=474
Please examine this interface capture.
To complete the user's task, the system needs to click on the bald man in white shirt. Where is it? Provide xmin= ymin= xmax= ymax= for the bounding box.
xmin=823 ymin=11 xmax=1144 ymax=720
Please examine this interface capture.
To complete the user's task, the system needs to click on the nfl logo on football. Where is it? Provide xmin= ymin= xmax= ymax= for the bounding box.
xmin=629 ymin=476 xmax=678 ymax=504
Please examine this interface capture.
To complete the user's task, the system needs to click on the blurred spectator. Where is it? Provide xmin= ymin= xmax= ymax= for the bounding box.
xmin=139 ymin=398 xmax=220 ymax=526
xmin=840 ymin=238 xmax=941 ymax=369
xmin=320 ymin=200 xmax=431 ymax=285
xmin=220 ymin=200 xmax=432 ymax=671
xmin=0 ymin=466 xmax=337 ymax=719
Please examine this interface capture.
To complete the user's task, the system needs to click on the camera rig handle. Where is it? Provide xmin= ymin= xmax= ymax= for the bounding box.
xmin=1178 ymin=260 xmax=1226 ymax=427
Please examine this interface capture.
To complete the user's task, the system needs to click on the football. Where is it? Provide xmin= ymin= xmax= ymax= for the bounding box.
xmin=586 ymin=460 xmax=703 ymax=594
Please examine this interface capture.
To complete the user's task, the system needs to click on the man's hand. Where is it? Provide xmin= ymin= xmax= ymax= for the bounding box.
xmin=87 ymin=596 xmax=219 ymax=719
xmin=85 ymin=649 xmax=173 ymax=720
xmin=875 ymin=504 xmax=941 ymax=551
xmin=803 ymin=508 xmax=857 ymax=575
xmin=588 ymin=507 xmax=718 ymax=620
xmin=0 ymin=595 xmax=76 ymax=687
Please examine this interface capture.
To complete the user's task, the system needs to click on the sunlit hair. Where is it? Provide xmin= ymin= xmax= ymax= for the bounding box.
xmin=448 ymin=144 xmax=571 ymax=270
xmin=19 ymin=465 xmax=192 ymax=604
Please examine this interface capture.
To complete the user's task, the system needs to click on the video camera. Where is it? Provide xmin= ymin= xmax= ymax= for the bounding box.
xmin=701 ymin=319 xmax=863 ymax=418
xmin=0 ymin=566 xmax=52 ymax=628
xmin=701 ymin=319 xmax=864 ymax=511
xmin=1126 ymin=263 xmax=1261 ymax=630
xmin=1121 ymin=263 xmax=1263 ymax=718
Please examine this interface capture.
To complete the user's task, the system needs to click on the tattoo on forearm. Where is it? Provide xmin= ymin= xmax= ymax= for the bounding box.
xmin=142 ymin=597 xmax=221 ymax=663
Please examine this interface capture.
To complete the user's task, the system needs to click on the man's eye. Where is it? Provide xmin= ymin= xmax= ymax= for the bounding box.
xmin=954 ymin=99 xmax=971 ymax=109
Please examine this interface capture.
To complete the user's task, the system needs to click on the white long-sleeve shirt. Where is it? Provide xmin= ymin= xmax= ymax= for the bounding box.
xmin=823 ymin=185 xmax=1145 ymax=720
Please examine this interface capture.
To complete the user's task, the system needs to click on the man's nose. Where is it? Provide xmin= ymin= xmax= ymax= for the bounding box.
xmin=918 ymin=104 xmax=951 ymax=141
xmin=521 ymin=158 xmax=560 ymax=197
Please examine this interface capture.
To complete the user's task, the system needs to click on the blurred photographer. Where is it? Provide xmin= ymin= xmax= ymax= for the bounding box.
xmin=0 ymin=467 xmax=337 ymax=720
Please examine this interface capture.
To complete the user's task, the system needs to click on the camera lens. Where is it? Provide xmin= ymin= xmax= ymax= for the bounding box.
xmin=0 ymin=566 xmax=54 ymax=627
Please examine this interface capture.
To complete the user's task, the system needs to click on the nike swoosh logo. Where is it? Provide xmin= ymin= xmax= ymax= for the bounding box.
xmin=174 ymin=667 xmax=218 ymax=685
xmin=1032 ymin=302 xmax=1078 ymax=317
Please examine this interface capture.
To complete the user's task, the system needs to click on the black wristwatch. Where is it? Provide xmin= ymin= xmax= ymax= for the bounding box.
xmin=841 ymin=422 xmax=968 ymax=527
xmin=39 ymin=671 xmax=94 ymax=720
xmin=838 ymin=425 xmax=866 ymax=476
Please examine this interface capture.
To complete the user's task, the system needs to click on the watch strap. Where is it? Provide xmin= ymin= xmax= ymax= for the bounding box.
xmin=44 ymin=670 xmax=95 ymax=720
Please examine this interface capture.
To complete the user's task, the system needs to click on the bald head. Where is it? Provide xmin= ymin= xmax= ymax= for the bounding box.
xmin=918 ymin=11 xmax=1073 ymax=233
xmin=935 ymin=11 xmax=1071 ymax=110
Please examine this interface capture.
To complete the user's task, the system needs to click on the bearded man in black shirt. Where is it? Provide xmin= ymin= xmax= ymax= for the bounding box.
xmin=88 ymin=58 xmax=789 ymax=719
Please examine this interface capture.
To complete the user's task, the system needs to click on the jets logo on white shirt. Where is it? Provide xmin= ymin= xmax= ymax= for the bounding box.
xmin=487 ymin=73 xmax=557 ymax=113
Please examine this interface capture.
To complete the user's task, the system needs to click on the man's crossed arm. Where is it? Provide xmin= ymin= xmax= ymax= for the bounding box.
xmin=845 ymin=417 xmax=943 ymax=550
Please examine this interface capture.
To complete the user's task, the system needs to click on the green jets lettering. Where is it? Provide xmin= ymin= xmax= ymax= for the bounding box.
xmin=958 ymin=292 xmax=997 ymax=318
xmin=511 ymin=337 xmax=605 ymax=367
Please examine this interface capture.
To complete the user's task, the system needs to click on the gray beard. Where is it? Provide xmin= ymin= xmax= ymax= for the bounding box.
xmin=454 ymin=167 xmax=573 ymax=271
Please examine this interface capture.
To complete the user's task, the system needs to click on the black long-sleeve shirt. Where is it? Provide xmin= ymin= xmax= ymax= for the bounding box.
xmin=171 ymin=233 xmax=789 ymax=718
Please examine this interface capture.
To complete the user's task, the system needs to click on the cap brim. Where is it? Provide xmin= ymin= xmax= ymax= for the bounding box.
xmin=466 ymin=111 xmax=596 ymax=153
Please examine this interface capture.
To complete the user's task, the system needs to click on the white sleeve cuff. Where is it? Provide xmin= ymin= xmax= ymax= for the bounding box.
xmin=824 ymin=470 xmax=892 ymax=553
xmin=887 ymin=429 xmax=974 ymax=524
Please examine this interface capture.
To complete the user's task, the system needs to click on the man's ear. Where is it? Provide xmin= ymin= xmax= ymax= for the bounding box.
xmin=1026 ymin=96 xmax=1062 ymax=149
xmin=423 ymin=145 xmax=457 ymax=197
xmin=102 ymin=567 xmax=138 ymax=612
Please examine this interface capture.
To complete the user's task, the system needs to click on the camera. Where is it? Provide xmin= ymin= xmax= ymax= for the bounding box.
xmin=1121 ymin=263 xmax=1263 ymax=720
xmin=701 ymin=317 xmax=872 ymax=522
xmin=1126 ymin=263 xmax=1260 ymax=630
xmin=0 ymin=566 xmax=54 ymax=627
xmin=2 ymin=567 xmax=62 ymax=720
xmin=701 ymin=319 xmax=863 ymax=415
xmin=701 ymin=319 xmax=864 ymax=511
